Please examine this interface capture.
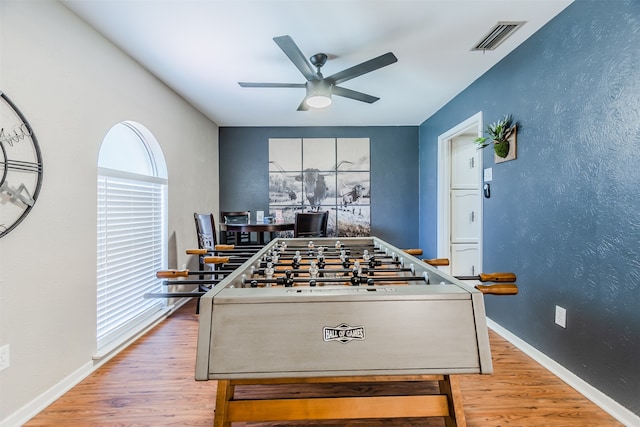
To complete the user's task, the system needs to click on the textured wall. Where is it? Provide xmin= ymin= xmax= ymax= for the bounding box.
xmin=219 ymin=126 xmax=419 ymax=248
xmin=419 ymin=0 xmax=640 ymax=415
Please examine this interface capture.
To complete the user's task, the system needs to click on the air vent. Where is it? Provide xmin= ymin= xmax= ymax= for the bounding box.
xmin=472 ymin=21 xmax=525 ymax=51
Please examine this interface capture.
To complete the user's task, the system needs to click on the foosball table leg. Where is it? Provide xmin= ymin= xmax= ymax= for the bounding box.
xmin=211 ymin=375 xmax=466 ymax=426
xmin=440 ymin=375 xmax=467 ymax=427
xmin=213 ymin=380 xmax=234 ymax=427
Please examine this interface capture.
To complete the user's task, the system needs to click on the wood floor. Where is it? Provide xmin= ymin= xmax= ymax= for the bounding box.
xmin=25 ymin=299 xmax=623 ymax=427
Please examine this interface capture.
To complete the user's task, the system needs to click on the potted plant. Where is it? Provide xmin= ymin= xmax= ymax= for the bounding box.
xmin=475 ymin=115 xmax=516 ymax=158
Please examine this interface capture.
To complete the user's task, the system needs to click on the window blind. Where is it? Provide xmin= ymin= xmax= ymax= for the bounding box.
xmin=97 ymin=170 xmax=167 ymax=350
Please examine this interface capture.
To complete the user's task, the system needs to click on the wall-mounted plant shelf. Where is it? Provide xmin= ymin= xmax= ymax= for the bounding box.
xmin=495 ymin=125 xmax=517 ymax=163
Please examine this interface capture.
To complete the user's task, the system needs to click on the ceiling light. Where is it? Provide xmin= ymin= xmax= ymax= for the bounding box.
xmin=305 ymin=80 xmax=332 ymax=109
xmin=306 ymin=94 xmax=332 ymax=108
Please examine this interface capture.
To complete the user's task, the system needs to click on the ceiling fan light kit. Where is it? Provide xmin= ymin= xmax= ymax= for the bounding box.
xmin=305 ymin=95 xmax=332 ymax=109
xmin=239 ymin=35 xmax=397 ymax=111
xmin=305 ymin=79 xmax=332 ymax=108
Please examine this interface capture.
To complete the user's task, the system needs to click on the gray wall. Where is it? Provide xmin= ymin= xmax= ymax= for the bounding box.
xmin=219 ymin=126 xmax=419 ymax=249
xmin=419 ymin=0 xmax=639 ymax=415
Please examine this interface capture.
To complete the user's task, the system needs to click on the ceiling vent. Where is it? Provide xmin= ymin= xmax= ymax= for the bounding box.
xmin=472 ymin=21 xmax=526 ymax=51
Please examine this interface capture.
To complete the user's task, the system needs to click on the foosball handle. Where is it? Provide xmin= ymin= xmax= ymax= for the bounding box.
xmin=478 ymin=272 xmax=517 ymax=282
xmin=475 ymin=283 xmax=519 ymax=295
xmin=156 ymin=269 xmax=189 ymax=279
xmin=403 ymin=249 xmax=423 ymax=256
xmin=215 ymin=244 xmax=235 ymax=250
xmin=186 ymin=245 xmax=236 ymax=255
xmin=203 ymin=256 xmax=230 ymax=265
xmin=424 ymin=258 xmax=450 ymax=266
xmin=186 ymin=249 xmax=207 ymax=255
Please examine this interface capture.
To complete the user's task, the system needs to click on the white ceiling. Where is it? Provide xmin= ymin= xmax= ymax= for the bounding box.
xmin=62 ymin=0 xmax=572 ymax=127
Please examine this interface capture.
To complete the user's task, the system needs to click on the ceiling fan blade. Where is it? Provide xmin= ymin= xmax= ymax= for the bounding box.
xmin=327 ymin=52 xmax=398 ymax=85
xmin=332 ymin=86 xmax=380 ymax=104
xmin=238 ymin=82 xmax=306 ymax=88
xmin=273 ymin=35 xmax=318 ymax=81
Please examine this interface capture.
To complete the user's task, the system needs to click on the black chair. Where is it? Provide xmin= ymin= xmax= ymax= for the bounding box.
xmin=221 ymin=211 xmax=252 ymax=245
xmin=194 ymin=212 xmax=217 ymax=250
xmin=190 ymin=213 xmax=219 ymax=312
xmin=294 ymin=211 xmax=329 ymax=238
xmin=193 ymin=212 xmax=219 ymax=276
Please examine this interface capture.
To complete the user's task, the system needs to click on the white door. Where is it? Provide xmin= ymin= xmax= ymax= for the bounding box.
xmin=438 ymin=113 xmax=483 ymax=278
xmin=449 ymin=134 xmax=482 ymax=277
xmin=451 ymin=190 xmax=480 ymax=244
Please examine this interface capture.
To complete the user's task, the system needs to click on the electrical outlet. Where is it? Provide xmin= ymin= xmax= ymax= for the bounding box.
xmin=555 ymin=305 xmax=567 ymax=328
xmin=0 ymin=344 xmax=9 ymax=371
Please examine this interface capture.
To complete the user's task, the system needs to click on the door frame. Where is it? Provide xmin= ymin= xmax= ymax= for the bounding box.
xmin=437 ymin=112 xmax=484 ymax=272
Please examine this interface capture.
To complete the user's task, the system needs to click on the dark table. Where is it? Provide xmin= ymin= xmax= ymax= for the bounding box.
xmin=219 ymin=221 xmax=294 ymax=245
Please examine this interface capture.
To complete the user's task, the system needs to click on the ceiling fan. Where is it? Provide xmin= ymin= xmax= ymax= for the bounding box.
xmin=238 ymin=35 xmax=398 ymax=111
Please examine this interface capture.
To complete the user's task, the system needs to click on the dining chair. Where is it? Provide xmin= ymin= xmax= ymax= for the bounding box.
xmin=190 ymin=213 xmax=220 ymax=312
xmin=294 ymin=211 xmax=329 ymax=238
xmin=220 ymin=210 xmax=252 ymax=245
xmin=194 ymin=212 xmax=217 ymax=250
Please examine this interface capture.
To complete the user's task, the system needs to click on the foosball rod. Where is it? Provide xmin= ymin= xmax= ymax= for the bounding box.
xmin=161 ymin=279 xmax=222 ymax=286
xmin=186 ymin=249 xmax=257 ymax=259
xmin=269 ymin=247 xmax=388 ymax=255
xmin=262 ymin=250 xmax=401 ymax=261
xmin=409 ymin=254 xmax=518 ymax=283
xmin=278 ymin=242 xmax=378 ymax=249
xmin=403 ymin=250 xmax=450 ymax=266
xmin=422 ymin=258 xmax=517 ymax=282
xmin=191 ymin=244 xmax=264 ymax=252
xmin=191 ymin=257 xmax=253 ymax=269
xmin=199 ymin=256 xmax=246 ymax=268
xmin=144 ymin=291 xmax=208 ymax=299
xmin=242 ymin=274 xmax=428 ymax=286
xmin=257 ymin=259 xmax=402 ymax=269
xmin=457 ymin=272 xmax=517 ymax=282
xmin=261 ymin=252 xmax=395 ymax=260
xmin=144 ymin=284 xmax=519 ymax=298
xmin=156 ymin=269 xmax=238 ymax=279
xmin=250 ymin=266 xmax=414 ymax=275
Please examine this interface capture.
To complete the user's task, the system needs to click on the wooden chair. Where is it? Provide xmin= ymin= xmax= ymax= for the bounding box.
xmin=220 ymin=210 xmax=251 ymax=245
xmin=294 ymin=211 xmax=329 ymax=238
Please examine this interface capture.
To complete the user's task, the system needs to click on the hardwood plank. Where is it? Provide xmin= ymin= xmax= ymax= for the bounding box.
xmin=24 ymin=299 xmax=623 ymax=427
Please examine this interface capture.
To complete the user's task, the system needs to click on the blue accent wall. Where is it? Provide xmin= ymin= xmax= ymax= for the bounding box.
xmin=419 ymin=0 xmax=640 ymax=415
xmin=219 ymin=126 xmax=419 ymax=248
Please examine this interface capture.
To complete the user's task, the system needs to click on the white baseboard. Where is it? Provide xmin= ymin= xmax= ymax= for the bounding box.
xmin=0 ymin=360 xmax=94 ymax=427
xmin=487 ymin=318 xmax=640 ymax=427
xmin=0 ymin=298 xmax=191 ymax=427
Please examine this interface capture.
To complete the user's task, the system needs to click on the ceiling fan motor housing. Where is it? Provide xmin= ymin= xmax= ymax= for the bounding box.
xmin=309 ymin=53 xmax=328 ymax=70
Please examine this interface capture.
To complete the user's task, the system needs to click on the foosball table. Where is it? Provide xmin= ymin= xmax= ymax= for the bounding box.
xmin=194 ymin=237 xmax=498 ymax=426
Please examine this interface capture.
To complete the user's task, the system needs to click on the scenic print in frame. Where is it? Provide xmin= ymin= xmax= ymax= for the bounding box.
xmin=268 ymin=138 xmax=370 ymax=236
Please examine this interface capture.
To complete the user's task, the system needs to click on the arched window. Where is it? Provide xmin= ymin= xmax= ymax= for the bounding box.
xmin=96 ymin=121 xmax=167 ymax=353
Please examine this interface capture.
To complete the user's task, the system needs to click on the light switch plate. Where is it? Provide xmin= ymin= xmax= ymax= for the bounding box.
xmin=484 ymin=168 xmax=493 ymax=182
